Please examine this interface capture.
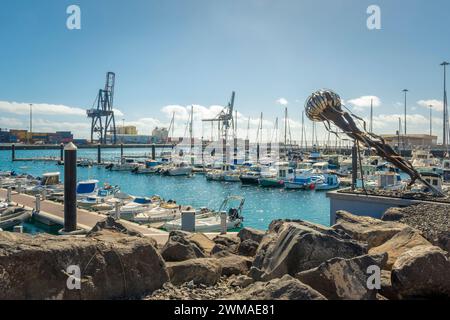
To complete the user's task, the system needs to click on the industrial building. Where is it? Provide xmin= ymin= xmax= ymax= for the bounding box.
xmin=380 ymin=134 xmax=438 ymax=148
xmin=0 ymin=129 xmax=73 ymax=144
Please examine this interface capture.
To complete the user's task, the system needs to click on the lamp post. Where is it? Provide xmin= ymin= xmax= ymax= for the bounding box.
xmin=429 ymin=105 xmax=433 ymax=136
xmin=441 ymin=61 xmax=449 ymax=148
xmin=402 ymin=89 xmax=408 ymax=137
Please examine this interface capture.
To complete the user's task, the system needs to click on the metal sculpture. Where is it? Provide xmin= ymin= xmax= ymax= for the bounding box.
xmin=305 ymin=89 xmax=444 ymax=196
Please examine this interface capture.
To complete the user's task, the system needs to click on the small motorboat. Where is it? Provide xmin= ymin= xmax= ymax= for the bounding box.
xmin=0 ymin=207 xmax=32 ymax=230
xmin=163 ymin=196 xmax=245 ymax=232
xmin=76 ymin=180 xmax=99 ymax=199
xmin=285 ymin=176 xmax=316 ymax=190
xmin=162 ymin=162 xmax=193 ymax=176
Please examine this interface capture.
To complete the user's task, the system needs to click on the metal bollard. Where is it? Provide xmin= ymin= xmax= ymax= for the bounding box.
xmin=17 ymin=183 xmax=22 ymax=194
xmin=6 ymin=187 xmax=12 ymax=203
xmin=181 ymin=209 xmax=196 ymax=232
xmin=220 ymin=211 xmax=227 ymax=235
xmin=114 ymin=201 xmax=121 ymax=220
xmin=35 ymin=194 xmax=41 ymax=213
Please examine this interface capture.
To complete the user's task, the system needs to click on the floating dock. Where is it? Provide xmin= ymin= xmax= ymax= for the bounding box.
xmin=0 ymin=188 xmax=171 ymax=244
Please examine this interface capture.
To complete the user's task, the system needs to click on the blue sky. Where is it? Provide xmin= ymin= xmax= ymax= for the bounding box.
xmin=0 ymin=0 xmax=449 ymax=142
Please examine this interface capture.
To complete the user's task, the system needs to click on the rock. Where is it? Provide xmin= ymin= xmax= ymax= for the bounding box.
xmin=381 ymin=207 xmax=404 ymax=221
xmin=87 ymin=216 xmax=142 ymax=237
xmin=230 ymin=275 xmax=255 ymax=288
xmin=186 ymin=233 xmax=215 ymax=254
xmin=332 ymin=210 xmax=410 ymax=249
xmin=217 ymin=254 xmax=253 ymax=276
xmin=237 ymin=227 xmax=265 ymax=244
xmin=211 ymin=234 xmax=240 ymax=255
xmin=395 ymin=203 xmax=450 ymax=252
xmin=380 ymin=270 xmax=398 ymax=300
xmin=0 ymin=231 xmax=168 ymax=300
xmin=228 ymin=275 xmax=326 ymax=300
xmin=391 ymin=245 xmax=450 ymax=299
xmin=296 ymin=254 xmax=387 ymax=300
xmin=369 ymin=227 xmax=432 ymax=269
xmin=237 ymin=239 xmax=259 ymax=257
xmin=249 ymin=220 xmax=366 ymax=281
xmin=166 ymin=258 xmax=222 ymax=286
xmin=161 ymin=231 xmax=206 ymax=262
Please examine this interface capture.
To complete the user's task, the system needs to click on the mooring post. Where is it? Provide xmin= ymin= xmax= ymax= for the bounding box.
xmin=60 ymin=143 xmax=64 ymax=161
xmin=11 ymin=144 xmax=15 ymax=161
xmin=351 ymin=142 xmax=358 ymax=190
xmin=114 ymin=201 xmax=121 ymax=220
xmin=6 ymin=187 xmax=11 ymax=203
xmin=220 ymin=211 xmax=227 ymax=235
xmin=244 ymin=139 xmax=249 ymax=162
xmin=222 ymin=138 xmax=227 ymax=165
xmin=13 ymin=225 xmax=23 ymax=233
xmin=152 ymin=144 xmax=156 ymax=160
xmin=35 ymin=194 xmax=41 ymax=213
xmin=17 ymin=183 xmax=21 ymax=194
xmin=64 ymin=142 xmax=77 ymax=232
xmin=97 ymin=144 xmax=101 ymax=164
xmin=120 ymin=143 xmax=124 ymax=158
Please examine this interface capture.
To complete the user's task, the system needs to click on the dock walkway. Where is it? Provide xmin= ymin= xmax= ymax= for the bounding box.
xmin=0 ymin=189 xmax=172 ymax=245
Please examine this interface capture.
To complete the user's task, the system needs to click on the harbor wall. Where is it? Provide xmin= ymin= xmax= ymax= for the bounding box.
xmin=326 ymin=189 xmax=450 ymax=225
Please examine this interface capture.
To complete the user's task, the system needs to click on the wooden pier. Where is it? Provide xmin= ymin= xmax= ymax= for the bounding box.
xmin=0 ymin=188 xmax=171 ymax=245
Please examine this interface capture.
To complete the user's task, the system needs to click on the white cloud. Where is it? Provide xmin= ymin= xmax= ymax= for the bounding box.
xmin=0 ymin=101 xmax=86 ymax=116
xmin=347 ymin=96 xmax=381 ymax=111
xmin=417 ymin=99 xmax=443 ymax=111
xmin=276 ymin=98 xmax=289 ymax=106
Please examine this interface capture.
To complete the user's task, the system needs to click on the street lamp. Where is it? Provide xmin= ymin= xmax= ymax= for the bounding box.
xmin=402 ymin=89 xmax=408 ymax=137
xmin=441 ymin=61 xmax=449 ymax=147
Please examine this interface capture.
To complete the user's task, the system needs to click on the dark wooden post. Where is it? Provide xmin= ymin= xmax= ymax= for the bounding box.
xmin=64 ymin=142 xmax=77 ymax=232
xmin=120 ymin=143 xmax=124 ymax=158
xmin=97 ymin=144 xmax=101 ymax=164
xmin=244 ymin=139 xmax=249 ymax=162
xmin=11 ymin=144 xmax=15 ymax=161
xmin=351 ymin=142 xmax=357 ymax=190
xmin=60 ymin=143 xmax=64 ymax=161
xmin=152 ymin=144 xmax=156 ymax=160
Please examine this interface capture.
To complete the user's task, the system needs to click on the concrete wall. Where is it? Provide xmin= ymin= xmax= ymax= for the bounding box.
xmin=326 ymin=189 xmax=450 ymax=225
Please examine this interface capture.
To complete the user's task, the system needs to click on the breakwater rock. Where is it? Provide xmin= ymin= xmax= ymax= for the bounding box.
xmin=0 ymin=229 xmax=168 ymax=299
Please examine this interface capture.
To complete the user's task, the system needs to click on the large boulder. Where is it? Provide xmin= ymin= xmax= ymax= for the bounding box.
xmin=237 ymin=227 xmax=265 ymax=244
xmin=228 ymin=275 xmax=326 ymax=300
xmin=160 ymin=231 xmax=206 ymax=262
xmin=211 ymin=234 xmax=240 ymax=255
xmin=332 ymin=210 xmax=409 ymax=249
xmin=186 ymin=233 xmax=215 ymax=254
xmin=249 ymin=220 xmax=366 ymax=281
xmin=296 ymin=253 xmax=387 ymax=300
xmin=391 ymin=245 xmax=450 ymax=299
xmin=217 ymin=254 xmax=253 ymax=276
xmin=237 ymin=239 xmax=259 ymax=257
xmin=166 ymin=258 xmax=222 ymax=286
xmin=0 ymin=231 xmax=168 ymax=300
xmin=381 ymin=207 xmax=404 ymax=221
xmin=369 ymin=227 xmax=432 ymax=269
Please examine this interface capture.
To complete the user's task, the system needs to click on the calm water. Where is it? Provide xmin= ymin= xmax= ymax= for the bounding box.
xmin=0 ymin=148 xmax=330 ymax=230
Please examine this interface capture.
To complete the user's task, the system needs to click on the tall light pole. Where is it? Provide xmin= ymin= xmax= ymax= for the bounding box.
xmin=402 ymin=89 xmax=408 ymax=137
xmin=441 ymin=61 xmax=449 ymax=148
xmin=429 ymin=105 xmax=433 ymax=136
xmin=28 ymin=103 xmax=33 ymax=144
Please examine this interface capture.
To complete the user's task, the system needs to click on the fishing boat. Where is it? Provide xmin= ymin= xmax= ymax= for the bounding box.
xmin=285 ymin=176 xmax=316 ymax=190
xmin=239 ymin=165 xmax=262 ymax=185
xmin=314 ymin=174 xmax=340 ymax=191
xmin=163 ymin=196 xmax=245 ymax=232
xmin=113 ymin=196 xmax=158 ymax=220
xmin=258 ymin=162 xmax=294 ymax=188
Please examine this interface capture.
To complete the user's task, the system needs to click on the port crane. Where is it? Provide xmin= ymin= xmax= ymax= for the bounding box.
xmin=87 ymin=72 xmax=117 ymax=144
xmin=202 ymin=91 xmax=235 ymax=142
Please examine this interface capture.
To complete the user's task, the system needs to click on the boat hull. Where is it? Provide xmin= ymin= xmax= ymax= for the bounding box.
xmin=259 ymin=178 xmax=285 ymax=188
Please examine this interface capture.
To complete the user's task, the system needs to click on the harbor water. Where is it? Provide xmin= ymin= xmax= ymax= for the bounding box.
xmin=0 ymin=148 xmax=330 ymax=230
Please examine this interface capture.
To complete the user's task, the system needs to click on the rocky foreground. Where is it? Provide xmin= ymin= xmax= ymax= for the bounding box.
xmin=0 ymin=207 xmax=449 ymax=300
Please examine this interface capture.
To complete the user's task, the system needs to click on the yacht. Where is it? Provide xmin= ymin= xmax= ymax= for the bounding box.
xmin=162 ymin=161 xmax=193 ymax=176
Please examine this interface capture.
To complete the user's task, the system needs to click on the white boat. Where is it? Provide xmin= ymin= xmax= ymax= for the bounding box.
xmin=76 ymin=180 xmax=99 ymax=199
xmin=163 ymin=196 xmax=244 ymax=232
xmin=109 ymin=158 xmax=140 ymax=171
xmin=133 ymin=204 xmax=181 ymax=223
xmin=314 ymin=174 xmax=340 ymax=191
xmin=113 ymin=197 xmax=157 ymax=219
xmin=133 ymin=160 xmax=162 ymax=174
xmin=77 ymin=185 xmax=120 ymax=209
xmin=164 ymin=162 xmax=193 ymax=176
